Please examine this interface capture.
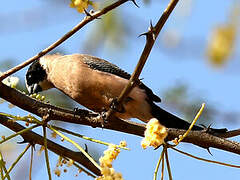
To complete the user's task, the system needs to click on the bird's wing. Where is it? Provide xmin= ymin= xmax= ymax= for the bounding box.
xmin=80 ymin=54 xmax=161 ymax=102
xmin=81 ymin=54 xmax=131 ymax=79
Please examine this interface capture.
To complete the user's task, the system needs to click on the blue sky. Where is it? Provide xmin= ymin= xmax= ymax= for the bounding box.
xmin=1 ymin=0 xmax=240 ymax=179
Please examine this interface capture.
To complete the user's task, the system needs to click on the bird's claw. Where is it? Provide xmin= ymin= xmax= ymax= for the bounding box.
xmin=98 ymin=111 xmax=109 ymax=128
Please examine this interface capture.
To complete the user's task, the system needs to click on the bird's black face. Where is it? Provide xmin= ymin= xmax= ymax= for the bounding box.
xmin=25 ymin=61 xmax=46 ymax=94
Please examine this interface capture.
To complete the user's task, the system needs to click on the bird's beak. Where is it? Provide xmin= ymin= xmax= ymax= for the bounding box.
xmin=27 ymin=83 xmax=42 ymax=94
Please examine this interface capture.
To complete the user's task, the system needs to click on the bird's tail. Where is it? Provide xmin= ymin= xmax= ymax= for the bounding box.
xmin=151 ymin=104 xmax=227 ymax=134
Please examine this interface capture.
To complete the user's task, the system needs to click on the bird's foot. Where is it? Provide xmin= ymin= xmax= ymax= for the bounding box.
xmin=98 ymin=110 xmax=109 ymax=128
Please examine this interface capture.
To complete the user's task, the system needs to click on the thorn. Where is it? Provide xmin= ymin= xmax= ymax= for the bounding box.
xmin=149 ymin=20 xmax=156 ymax=40
xmin=206 ymin=147 xmax=213 ymax=156
xmin=92 ymin=10 xmax=101 ymax=20
xmin=18 ymin=140 xmax=35 ymax=150
xmin=130 ymin=0 xmax=140 ymax=8
xmin=154 ymin=145 xmax=162 ymax=150
xmin=138 ymin=32 xmax=148 ymax=38
xmin=17 ymin=139 xmax=28 ymax=144
xmin=138 ymin=20 xmax=156 ymax=40
xmin=84 ymin=9 xmax=92 ymax=17
xmin=150 ymin=20 xmax=154 ymax=29
xmin=84 ymin=9 xmax=101 ymax=19
xmin=84 ymin=144 xmax=88 ymax=153
xmin=200 ymin=124 xmax=212 ymax=133
xmin=205 ymin=124 xmax=212 ymax=133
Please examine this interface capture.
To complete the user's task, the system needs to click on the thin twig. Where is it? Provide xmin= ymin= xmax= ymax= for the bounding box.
xmin=0 ymin=112 xmax=42 ymax=125
xmin=52 ymin=125 xmax=129 ymax=150
xmin=0 ymin=164 xmax=3 ymax=180
xmin=165 ymin=148 xmax=173 ymax=180
xmin=48 ymin=126 xmax=101 ymax=170
xmin=0 ymin=0 xmax=130 ymax=81
xmin=0 ymin=165 xmax=3 ymax=180
xmin=176 ymin=103 xmax=205 ymax=145
xmin=29 ymin=146 xmax=34 ymax=180
xmin=105 ymin=0 xmax=180 ymax=120
xmin=0 ymin=152 xmax=10 ymax=180
xmin=0 ymin=124 xmax=40 ymax=145
xmin=171 ymin=147 xmax=240 ymax=168
xmin=161 ymin=149 xmax=165 ymax=180
xmin=3 ymin=144 xmax=31 ymax=180
xmin=153 ymin=149 xmax=165 ymax=180
xmin=0 ymin=152 xmax=4 ymax=180
xmin=43 ymin=126 xmax=52 ymax=180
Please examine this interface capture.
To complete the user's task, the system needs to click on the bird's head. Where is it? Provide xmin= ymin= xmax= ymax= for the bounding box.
xmin=25 ymin=59 xmax=53 ymax=94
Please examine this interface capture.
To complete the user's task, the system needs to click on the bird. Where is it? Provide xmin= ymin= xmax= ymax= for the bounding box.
xmin=25 ymin=53 xmax=227 ymax=133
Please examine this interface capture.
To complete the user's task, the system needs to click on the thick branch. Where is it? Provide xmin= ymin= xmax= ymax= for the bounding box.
xmin=0 ymin=114 xmax=100 ymax=176
xmin=0 ymin=0 xmax=129 ymax=81
xmin=1 ymin=82 xmax=240 ymax=155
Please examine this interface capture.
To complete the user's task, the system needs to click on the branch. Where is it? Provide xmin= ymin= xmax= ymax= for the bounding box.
xmin=106 ymin=0 xmax=179 ymax=119
xmin=0 ymin=0 xmax=239 ymax=174
xmin=1 ymin=82 xmax=240 ymax=155
xmin=0 ymin=0 xmax=130 ymax=81
xmin=0 ymin=114 xmax=100 ymax=176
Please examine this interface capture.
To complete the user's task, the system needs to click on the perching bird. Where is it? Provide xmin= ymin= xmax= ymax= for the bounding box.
xmin=25 ymin=53 xmax=226 ymax=133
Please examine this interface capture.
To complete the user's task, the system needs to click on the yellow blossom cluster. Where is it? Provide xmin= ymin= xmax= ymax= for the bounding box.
xmin=99 ymin=144 xmax=120 ymax=168
xmin=53 ymin=156 xmax=78 ymax=177
xmin=96 ymin=167 xmax=123 ymax=180
xmin=69 ymin=0 xmax=97 ymax=13
xmin=206 ymin=2 xmax=239 ymax=67
xmin=141 ymin=118 xmax=168 ymax=149
xmin=207 ymin=24 xmax=236 ymax=66
xmin=96 ymin=142 xmax=126 ymax=180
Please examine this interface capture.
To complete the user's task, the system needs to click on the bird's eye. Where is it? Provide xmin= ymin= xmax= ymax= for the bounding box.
xmin=27 ymin=74 xmax=32 ymax=79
